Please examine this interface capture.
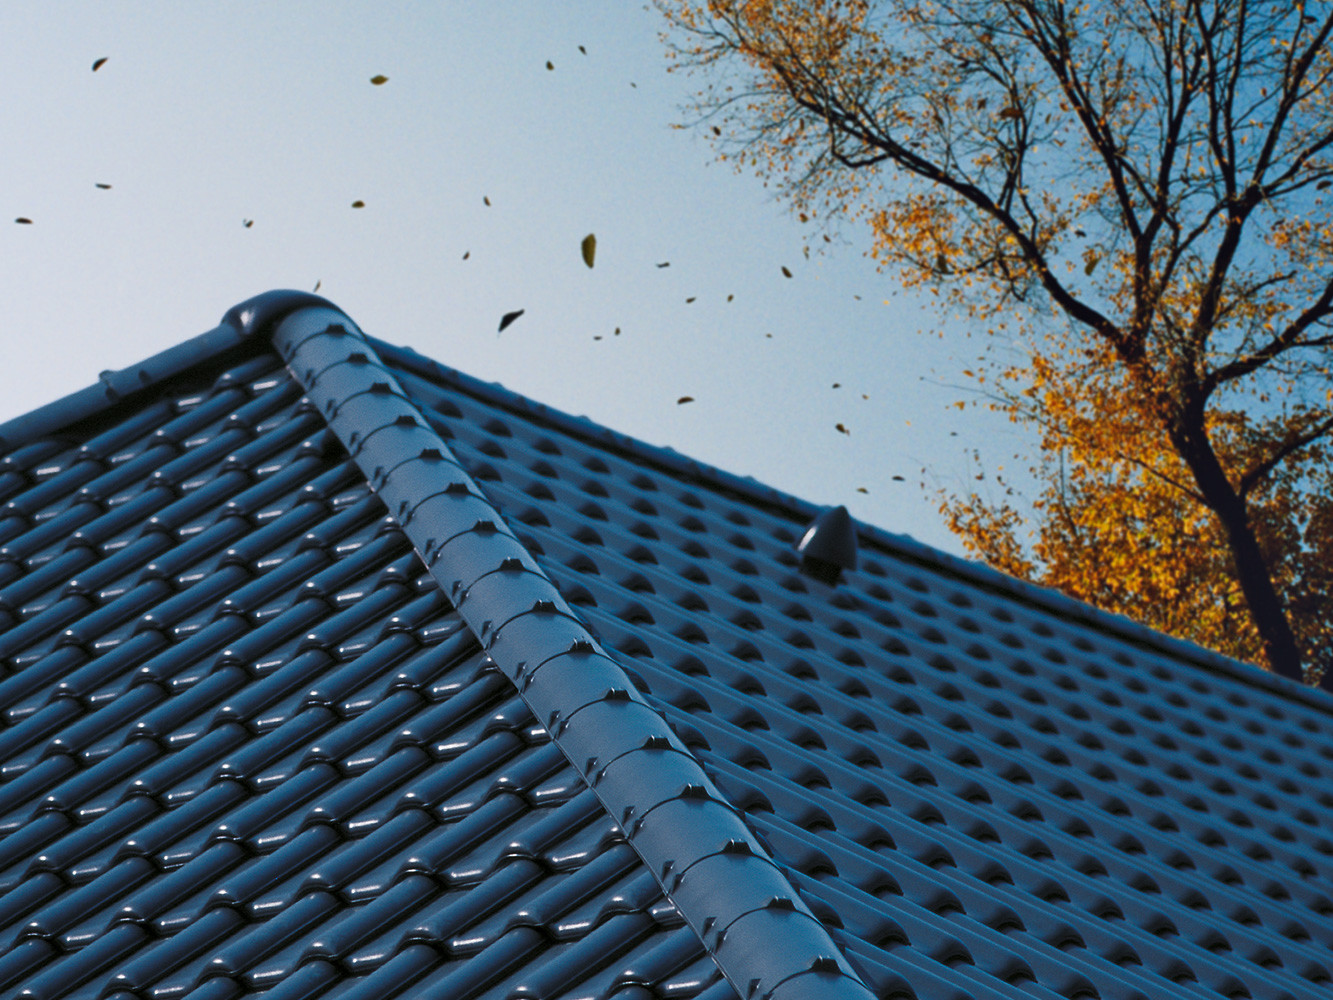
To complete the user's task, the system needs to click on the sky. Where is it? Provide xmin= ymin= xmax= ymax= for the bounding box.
xmin=0 ymin=2 xmax=1028 ymax=555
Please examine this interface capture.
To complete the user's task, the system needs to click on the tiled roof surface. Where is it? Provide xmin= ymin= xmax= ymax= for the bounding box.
xmin=0 ymin=343 xmax=733 ymax=1000
xmin=377 ymin=339 xmax=1333 ymax=1000
xmin=2 ymin=292 xmax=1333 ymax=1000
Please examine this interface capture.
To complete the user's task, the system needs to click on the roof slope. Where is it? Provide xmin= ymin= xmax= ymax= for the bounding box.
xmin=0 ymin=316 xmax=742 ymax=1000
xmin=3 ymin=291 xmax=1333 ymax=1000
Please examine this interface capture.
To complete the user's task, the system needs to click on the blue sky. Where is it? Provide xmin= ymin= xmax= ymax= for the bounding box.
xmin=0 ymin=3 xmax=1027 ymax=554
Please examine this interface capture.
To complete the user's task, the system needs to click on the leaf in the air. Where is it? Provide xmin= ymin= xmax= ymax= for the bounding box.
xmin=370 ymin=75 xmax=388 ymax=85
xmin=781 ymin=266 xmax=792 ymax=277
xmin=726 ymin=294 xmax=734 ymax=302
xmin=998 ymin=106 xmax=1022 ymax=119
xmin=498 ymin=309 xmax=525 ymax=334
xmin=243 ymin=219 xmax=254 ymax=228
xmin=581 ymin=233 xmax=596 ymax=268
xmin=578 ymin=45 xmax=587 ymax=55
xmin=856 ymin=487 xmax=869 ymax=494
xmin=484 ymin=196 xmax=491 ymax=206
xmin=835 ymin=423 xmax=849 ymax=435
xmin=685 ymin=297 xmax=696 ymax=304
xmin=95 ymin=183 xmax=111 ymax=190
xmin=351 ymin=200 xmax=365 ymax=208
xmin=546 ymin=61 xmax=554 ymax=70
xmin=92 ymin=57 xmax=108 ymax=72
xmin=656 ymin=261 xmax=669 ymax=268
xmin=614 ymin=327 xmax=621 ymax=335
xmin=677 ymin=396 xmax=694 ymax=404
xmin=313 ymin=280 xmax=321 ymax=292
xmin=14 ymin=217 xmax=32 ymax=224
xmin=892 ymin=475 xmax=906 ymax=481
xmin=462 ymin=250 xmax=470 ymax=260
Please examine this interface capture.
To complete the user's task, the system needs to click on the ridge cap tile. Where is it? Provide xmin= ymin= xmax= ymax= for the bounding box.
xmin=269 ymin=303 xmax=875 ymax=1000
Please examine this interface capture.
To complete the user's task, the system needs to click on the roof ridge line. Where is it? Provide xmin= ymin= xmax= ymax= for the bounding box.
xmin=267 ymin=299 xmax=876 ymax=1000
xmin=0 ymin=289 xmax=337 ymax=454
xmin=374 ymin=337 xmax=1333 ymax=705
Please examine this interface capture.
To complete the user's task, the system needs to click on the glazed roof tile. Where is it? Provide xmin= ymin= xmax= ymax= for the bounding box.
xmin=1 ymin=290 xmax=1331 ymax=1000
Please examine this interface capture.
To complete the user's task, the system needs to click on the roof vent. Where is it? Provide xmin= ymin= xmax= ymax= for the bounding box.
xmin=796 ymin=506 xmax=857 ymax=584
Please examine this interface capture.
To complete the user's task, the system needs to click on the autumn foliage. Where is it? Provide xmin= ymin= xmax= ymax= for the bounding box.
xmin=659 ymin=0 xmax=1333 ymax=682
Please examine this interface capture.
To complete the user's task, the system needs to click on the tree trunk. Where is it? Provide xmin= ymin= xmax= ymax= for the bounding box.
xmin=1171 ymin=408 xmax=1304 ymax=682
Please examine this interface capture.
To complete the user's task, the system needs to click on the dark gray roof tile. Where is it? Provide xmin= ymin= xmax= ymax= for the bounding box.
xmin=6 ymin=291 xmax=1333 ymax=999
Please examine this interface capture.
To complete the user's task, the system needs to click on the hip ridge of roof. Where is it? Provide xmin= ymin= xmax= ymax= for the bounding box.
xmin=268 ymin=297 xmax=875 ymax=1000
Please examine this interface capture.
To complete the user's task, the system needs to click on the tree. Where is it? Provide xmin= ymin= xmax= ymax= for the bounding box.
xmin=657 ymin=0 xmax=1333 ymax=683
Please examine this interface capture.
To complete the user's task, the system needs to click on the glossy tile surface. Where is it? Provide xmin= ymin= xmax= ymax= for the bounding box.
xmin=3 ymin=294 xmax=1333 ymax=1000
xmin=381 ymin=339 xmax=1333 ymax=1000
xmin=0 ymin=347 xmax=729 ymax=1000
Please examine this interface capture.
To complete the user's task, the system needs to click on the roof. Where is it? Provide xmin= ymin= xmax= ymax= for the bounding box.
xmin=2 ymin=289 xmax=1332 ymax=1000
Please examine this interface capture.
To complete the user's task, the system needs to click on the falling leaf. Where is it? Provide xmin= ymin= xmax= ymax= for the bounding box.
xmin=853 ymin=294 xmax=861 ymax=300
xmin=835 ymin=423 xmax=849 ymax=435
xmin=462 ymin=250 xmax=470 ymax=260
xmin=370 ymin=74 xmax=389 ymax=85
xmin=498 ymin=309 xmax=525 ymax=334
xmin=892 ymin=475 xmax=906 ymax=482
xmin=685 ymin=297 xmax=696 ymax=304
xmin=351 ymin=200 xmax=365 ymax=208
xmin=861 ymin=394 xmax=869 ymax=400
xmin=803 ymin=246 xmax=810 ymax=259
xmin=677 ymin=396 xmax=694 ymax=404
xmin=546 ymin=60 xmax=554 ymax=70
xmin=578 ymin=45 xmax=587 ymax=55
xmin=1074 ymin=227 xmax=1087 ymax=237
xmin=781 ymin=265 xmax=792 ymax=277
xmin=614 ymin=327 xmax=621 ymax=335
xmin=581 ymin=233 xmax=597 ymax=268
xmin=484 ymin=196 xmax=491 ymax=206
xmin=630 ymin=81 xmax=637 ymax=88
xmin=242 ymin=219 xmax=254 ymax=228
xmin=711 ymin=125 xmax=721 ymax=136
xmin=14 ymin=217 xmax=32 ymax=225
xmin=832 ymin=383 xmax=841 ymax=389
xmin=765 ymin=333 xmax=773 ymax=338
xmin=95 ymin=183 xmax=111 ymax=190
xmin=593 ymin=335 xmax=603 ymax=341
xmin=1319 ymin=180 xmax=1332 ymax=191
xmin=856 ymin=487 xmax=869 ymax=494
xmin=656 ymin=261 xmax=670 ymax=268
xmin=726 ymin=294 xmax=734 ymax=302
xmin=313 ymin=280 xmax=321 ymax=292
xmin=998 ymin=106 xmax=1022 ymax=119
xmin=92 ymin=57 xmax=108 ymax=72
xmin=1083 ymin=254 xmax=1099 ymax=276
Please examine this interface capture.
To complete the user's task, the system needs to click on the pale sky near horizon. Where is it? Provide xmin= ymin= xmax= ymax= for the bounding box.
xmin=0 ymin=2 xmax=1029 ymax=555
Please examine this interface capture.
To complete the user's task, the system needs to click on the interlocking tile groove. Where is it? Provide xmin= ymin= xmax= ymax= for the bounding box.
xmin=271 ymin=303 xmax=873 ymax=1000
